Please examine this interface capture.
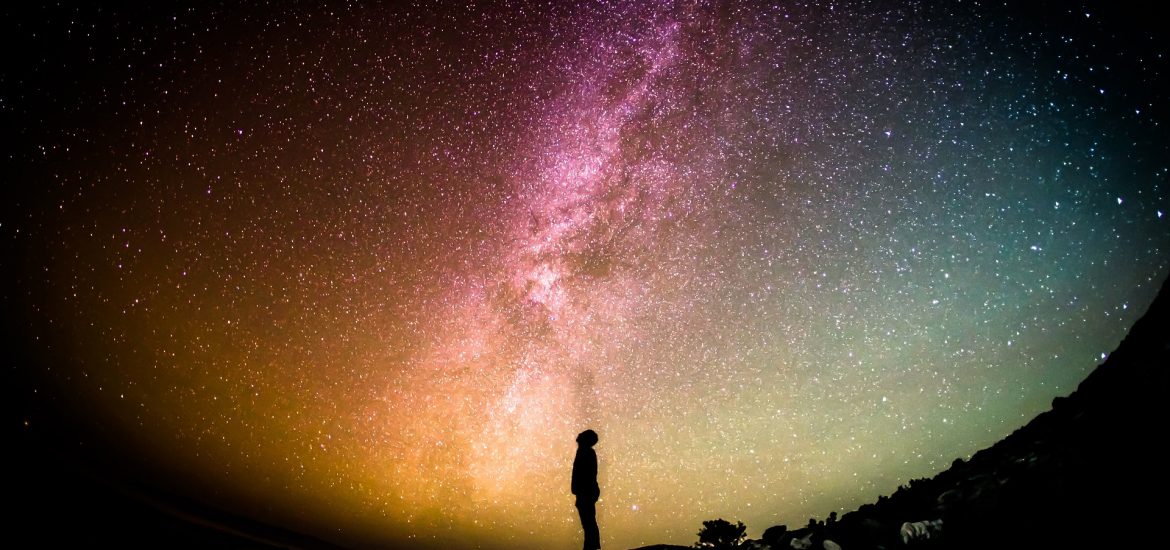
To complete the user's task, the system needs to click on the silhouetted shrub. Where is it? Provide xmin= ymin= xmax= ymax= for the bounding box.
xmin=696 ymin=518 xmax=747 ymax=549
xmin=761 ymin=524 xmax=787 ymax=546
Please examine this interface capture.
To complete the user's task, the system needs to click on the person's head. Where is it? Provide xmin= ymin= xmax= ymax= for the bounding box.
xmin=576 ymin=429 xmax=598 ymax=447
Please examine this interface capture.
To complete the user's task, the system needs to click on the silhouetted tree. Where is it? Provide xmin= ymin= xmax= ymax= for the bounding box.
xmin=696 ymin=518 xmax=747 ymax=549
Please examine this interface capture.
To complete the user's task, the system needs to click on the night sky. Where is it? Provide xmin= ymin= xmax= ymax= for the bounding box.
xmin=4 ymin=1 xmax=1168 ymax=549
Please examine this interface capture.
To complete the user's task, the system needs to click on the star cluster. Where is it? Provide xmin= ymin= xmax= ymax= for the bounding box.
xmin=4 ymin=2 xmax=1168 ymax=549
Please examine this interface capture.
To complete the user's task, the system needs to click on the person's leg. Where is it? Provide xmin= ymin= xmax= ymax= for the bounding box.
xmin=584 ymin=501 xmax=599 ymax=549
xmin=576 ymin=500 xmax=600 ymax=549
xmin=587 ymin=503 xmax=600 ymax=549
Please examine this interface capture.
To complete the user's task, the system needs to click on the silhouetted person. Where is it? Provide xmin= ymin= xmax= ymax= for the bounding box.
xmin=572 ymin=429 xmax=600 ymax=550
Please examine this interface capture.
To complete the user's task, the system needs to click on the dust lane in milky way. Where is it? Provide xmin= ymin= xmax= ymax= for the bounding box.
xmin=365 ymin=8 xmax=756 ymax=541
xmin=6 ymin=1 xmax=1168 ymax=549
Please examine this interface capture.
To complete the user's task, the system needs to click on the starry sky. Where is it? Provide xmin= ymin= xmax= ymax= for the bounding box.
xmin=4 ymin=1 xmax=1169 ymax=549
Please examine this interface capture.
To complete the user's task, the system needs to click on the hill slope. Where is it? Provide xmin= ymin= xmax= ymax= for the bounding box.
xmin=686 ymin=277 xmax=1170 ymax=550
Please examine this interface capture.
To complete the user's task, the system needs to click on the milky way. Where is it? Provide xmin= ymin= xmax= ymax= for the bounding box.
xmin=5 ymin=2 xmax=1169 ymax=549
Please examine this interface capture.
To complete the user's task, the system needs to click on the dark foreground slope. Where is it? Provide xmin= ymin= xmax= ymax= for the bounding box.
xmin=753 ymin=277 xmax=1170 ymax=550
xmin=9 ymin=444 xmax=349 ymax=550
xmin=7 ymin=355 xmax=349 ymax=549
